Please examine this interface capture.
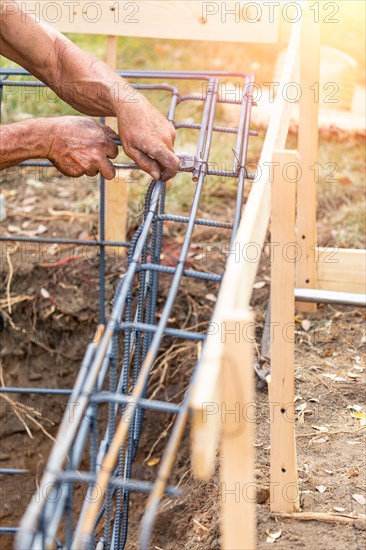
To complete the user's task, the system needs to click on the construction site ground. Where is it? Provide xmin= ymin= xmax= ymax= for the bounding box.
xmin=0 ymin=125 xmax=365 ymax=549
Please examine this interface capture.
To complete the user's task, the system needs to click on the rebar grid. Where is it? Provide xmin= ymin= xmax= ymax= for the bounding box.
xmin=0 ymin=68 xmax=256 ymax=549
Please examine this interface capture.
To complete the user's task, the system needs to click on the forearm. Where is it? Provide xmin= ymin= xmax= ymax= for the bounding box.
xmin=0 ymin=1 xmax=137 ymax=117
xmin=0 ymin=119 xmax=52 ymax=169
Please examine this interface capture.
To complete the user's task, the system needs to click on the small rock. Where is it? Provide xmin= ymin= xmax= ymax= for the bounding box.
xmin=257 ymin=486 xmax=270 ymax=504
xmin=0 ymin=194 xmax=6 ymax=222
xmin=0 ymin=453 xmax=10 ymax=461
xmin=29 ymin=372 xmax=42 ymax=381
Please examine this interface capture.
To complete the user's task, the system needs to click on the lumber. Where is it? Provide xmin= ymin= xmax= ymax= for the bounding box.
xmin=316 ymin=248 xmax=366 ymax=294
xmin=191 ymin=17 xmax=301 ymax=479
xmin=296 ymin=5 xmax=320 ymax=312
xmin=105 ymin=35 xmax=128 ymax=252
xmin=20 ymin=1 xmax=280 ymax=43
xmin=269 ymin=150 xmax=299 ymax=513
xmin=221 ymin=312 xmax=256 ymax=550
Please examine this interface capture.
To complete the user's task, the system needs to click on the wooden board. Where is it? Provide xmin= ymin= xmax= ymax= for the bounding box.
xmin=20 ymin=1 xmax=280 ymax=43
xmin=269 ymin=150 xmax=299 ymax=513
xmin=296 ymin=5 xmax=320 ymax=312
xmin=191 ymin=17 xmax=301 ymax=480
xmin=316 ymin=248 xmax=366 ymax=294
xmin=221 ymin=312 xmax=255 ymax=550
xmin=105 ymin=35 xmax=128 ymax=251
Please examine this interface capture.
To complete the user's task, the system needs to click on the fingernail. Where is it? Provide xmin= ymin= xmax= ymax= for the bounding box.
xmin=152 ymin=171 xmax=160 ymax=181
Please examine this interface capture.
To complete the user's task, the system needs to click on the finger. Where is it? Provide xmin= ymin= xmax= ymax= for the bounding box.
xmin=151 ymin=143 xmax=179 ymax=169
xmin=127 ymin=147 xmax=161 ymax=181
xmin=98 ymin=157 xmax=116 ymax=180
xmin=97 ymin=122 xmax=120 ymax=142
xmin=105 ymin=137 xmax=119 ymax=159
xmin=85 ymin=166 xmax=99 ymax=177
xmin=161 ymin=166 xmax=177 ymax=182
xmin=153 ymin=148 xmax=180 ymax=181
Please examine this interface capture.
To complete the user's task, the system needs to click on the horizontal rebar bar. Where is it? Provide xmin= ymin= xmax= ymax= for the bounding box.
xmin=137 ymin=263 xmax=222 ymax=282
xmin=90 ymin=392 xmax=181 ymax=414
xmin=117 ymin=321 xmax=205 ymax=341
xmin=0 ymin=468 xmax=29 ymax=475
xmin=52 ymin=472 xmax=181 ymax=497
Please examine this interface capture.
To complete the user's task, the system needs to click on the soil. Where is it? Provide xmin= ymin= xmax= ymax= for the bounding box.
xmin=0 ymin=153 xmax=365 ymax=550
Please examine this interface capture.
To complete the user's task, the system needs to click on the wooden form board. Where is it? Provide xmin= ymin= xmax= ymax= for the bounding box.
xmin=190 ymin=16 xmax=302 ymax=479
xmin=19 ymin=1 xmax=280 ymax=43
xmin=316 ymin=247 xmax=366 ymax=294
xmin=269 ymin=150 xmax=299 ymax=513
xmin=296 ymin=6 xmax=321 ymax=312
xmin=105 ymin=35 xmax=128 ymax=249
xmin=221 ymin=313 xmax=255 ymax=550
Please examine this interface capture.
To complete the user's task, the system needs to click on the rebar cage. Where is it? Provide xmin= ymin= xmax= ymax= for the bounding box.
xmin=0 ymin=68 xmax=256 ymax=549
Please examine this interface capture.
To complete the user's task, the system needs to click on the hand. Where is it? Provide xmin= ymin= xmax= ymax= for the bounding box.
xmin=116 ymin=93 xmax=180 ymax=182
xmin=47 ymin=117 xmax=119 ymax=179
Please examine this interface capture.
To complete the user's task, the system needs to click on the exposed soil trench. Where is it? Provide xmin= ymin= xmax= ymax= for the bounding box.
xmin=0 ymin=160 xmax=365 ymax=550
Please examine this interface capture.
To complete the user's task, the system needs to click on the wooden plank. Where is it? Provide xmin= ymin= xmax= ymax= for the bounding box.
xmin=316 ymin=248 xmax=366 ymax=294
xmin=190 ymin=18 xmax=301 ymax=479
xmin=20 ymin=1 xmax=280 ymax=43
xmin=105 ymin=35 xmax=128 ymax=252
xmin=221 ymin=312 xmax=255 ymax=550
xmin=296 ymin=5 xmax=320 ymax=312
xmin=269 ymin=150 xmax=299 ymax=513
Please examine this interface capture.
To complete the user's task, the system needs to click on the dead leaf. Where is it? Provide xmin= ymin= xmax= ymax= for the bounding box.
xmin=253 ymin=281 xmax=266 ymax=289
xmin=7 ymin=224 xmax=21 ymax=233
xmin=46 ymin=244 xmax=60 ymax=257
xmin=350 ymin=411 xmax=366 ymax=426
xmin=22 ymin=206 xmax=34 ymax=214
xmin=347 ymin=371 xmax=361 ymax=380
xmin=347 ymin=405 xmax=363 ymax=412
xmin=266 ymin=529 xmax=282 ymax=543
xmin=34 ymin=224 xmax=47 ymax=235
xmin=312 ymin=426 xmax=329 ymax=432
xmin=339 ymin=174 xmax=352 ymax=185
xmin=205 ymin=293 xmax=217 ymax=303
xmin=322 ymin=373 xmax=347 ymax=382
xmin=301 ymin=319 xmax=311 ymax=332
xmin=334 ymin=506 xmax=346 ymax=512
xmin=310 ymin=435 xmax=329 ymax=445
xmin=323 ymin=349 xmax=334 ymax=357
xmin=146 ymin=457 xmax=160 ymax=467
xmin=22 ymin=196 xmax=37 ymax=206
xmin=352 ymin=494 xmax=366 ymax=506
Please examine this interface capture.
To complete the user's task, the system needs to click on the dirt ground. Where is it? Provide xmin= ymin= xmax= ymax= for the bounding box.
xmin=0 ymin=134 xmax=365 ymax=550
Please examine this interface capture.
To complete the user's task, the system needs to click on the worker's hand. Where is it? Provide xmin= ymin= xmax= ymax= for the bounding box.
xmin=116 ymin=93 xmax=180 ymax=182
xmin=47 ymin=117 xmax=119 ymax=179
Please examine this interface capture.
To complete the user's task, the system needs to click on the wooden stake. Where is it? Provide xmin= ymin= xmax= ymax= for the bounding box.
xmin=269 ymin=150 xmax=300 ymax=513
xmin=296 ymin=5 xmax=320 ymax=312
xmin=221 ymin=312 xmax=256 ymax=550
xmin=190 ymin=20 xmax=302 ymax=480
xmin=105 ymin=35 xmax=128 ymax=254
